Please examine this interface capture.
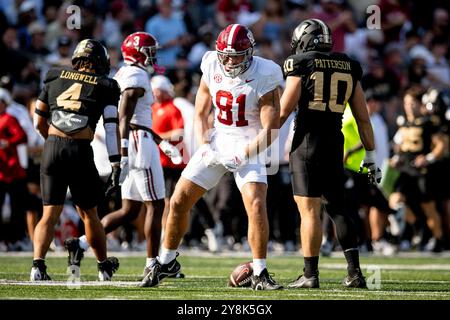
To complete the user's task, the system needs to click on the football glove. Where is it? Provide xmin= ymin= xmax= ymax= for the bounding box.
xmin=359 ymin=150 xmax=382 ymax=185
xmin=105 ymin=165 xmax=121 ymax=197
xmin=159 ymin=140 xmax=182 ymax=165
xmin=220 ymin=150 xmax=248 ymax=172
xmin=201 ymin=143 xmax=220 ymax=168
xmin=119 ymin=156 xmax=129 ymax=185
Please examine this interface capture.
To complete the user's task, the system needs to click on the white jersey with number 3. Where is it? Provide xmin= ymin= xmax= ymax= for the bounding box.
xmin=114 ymin=65 xmax=153 ymax=129
xmin=201 ymin=51 xmax=283 ymax=140
xmin=113 ymin=65 xmax=164 ymax=201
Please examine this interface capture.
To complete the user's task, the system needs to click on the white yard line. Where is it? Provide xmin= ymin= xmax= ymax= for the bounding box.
xmin=0 ymin=280 xmax=140 ymax=287
xmin=321 ymin=263 xmax=450 ymax=270
xmin=2 ymin=250 xmax=450 ymax=258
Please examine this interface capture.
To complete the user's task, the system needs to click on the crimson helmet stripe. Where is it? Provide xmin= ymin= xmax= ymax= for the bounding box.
xmin=227 ymin=24 xmax=240 ymax=51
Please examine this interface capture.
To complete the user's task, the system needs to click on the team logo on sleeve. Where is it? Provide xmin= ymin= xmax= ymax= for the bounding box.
xmin=214 ymin=74 xmax=222 ymax=83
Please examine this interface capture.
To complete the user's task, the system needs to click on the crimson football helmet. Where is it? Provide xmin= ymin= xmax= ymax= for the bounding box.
xmin=121 ymin=32 xmax=159 ymax=72
xmin=216 ymin=24 xmax=255 ymax=78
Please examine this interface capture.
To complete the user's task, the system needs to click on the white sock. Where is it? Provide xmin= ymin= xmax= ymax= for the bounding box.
xmin=252 ymin=259 xmax=266 ymax=276
xmin=146 ymin=258 xmax=157 ymax=268
xmin=79 ymin=235 xmax=90 ymax=250
xmin=159 ymin=247 xmax=177 ymax=265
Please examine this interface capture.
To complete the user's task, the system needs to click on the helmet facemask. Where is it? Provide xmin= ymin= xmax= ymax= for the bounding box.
xmin=140 ymin=46 xmax=157 ymax=66
xmin=123 ymin=45 xmax=158 ymax=73
xmin=217 ymin=46 xmax=253 ymax=78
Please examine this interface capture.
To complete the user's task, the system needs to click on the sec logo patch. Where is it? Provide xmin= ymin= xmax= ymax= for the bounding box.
xmin=214 ymin=74 xmax=222 ymax=83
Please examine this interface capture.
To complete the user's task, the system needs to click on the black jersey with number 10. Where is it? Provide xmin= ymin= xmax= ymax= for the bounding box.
xmin=283 ymin=51 xmax=363 ymax=153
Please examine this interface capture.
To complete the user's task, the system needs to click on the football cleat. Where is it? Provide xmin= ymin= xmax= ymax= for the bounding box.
xmin=250 ymin=269 xmax=283 ymax=291
xmin=98 ymin=257 xmax=120 ymax=281
xmin=30 ymin=260 xmax=52 ymax=281
xmin=140 ymin=265 xmax=185 ymax=281
xmin=342 ymin=269 xmax=367 ymax=288
xmin=288 ymin=273 xmax=320 ymax=288
xmin=64 ymin=237 xmax=85 ymax=267
xmin=140 ymin=255 xmax=181 ymax=287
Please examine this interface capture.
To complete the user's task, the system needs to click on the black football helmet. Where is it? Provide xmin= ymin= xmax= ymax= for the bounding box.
xmin=291 ymin=19 xmax=333 ymax=54
xmin=72 ymin=39 xmax=110 ymax=75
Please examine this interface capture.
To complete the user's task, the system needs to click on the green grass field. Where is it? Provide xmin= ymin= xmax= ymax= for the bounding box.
xmin=1 ymin=253 xmax=450 ymax=300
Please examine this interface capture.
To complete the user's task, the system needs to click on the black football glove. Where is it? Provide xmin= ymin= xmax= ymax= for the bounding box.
xmin=105 ymin=165 xmax=121 ymax=197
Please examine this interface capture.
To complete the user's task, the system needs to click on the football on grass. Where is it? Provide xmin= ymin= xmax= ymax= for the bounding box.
xmin=228 ymin=261 xmax=253 ymax=287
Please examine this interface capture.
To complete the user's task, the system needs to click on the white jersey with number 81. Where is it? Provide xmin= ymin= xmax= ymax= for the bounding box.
xmin=201 ymin=51 xmax=283 ymax=142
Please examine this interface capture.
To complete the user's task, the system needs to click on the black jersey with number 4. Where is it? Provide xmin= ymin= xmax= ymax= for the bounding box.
xmin=396 ymin=115 xmax=441 ymax=175
xmin=283 ymin=51 xmax=363 ymax=156
xmin=38 ymin=67 xmax=120 ymax=133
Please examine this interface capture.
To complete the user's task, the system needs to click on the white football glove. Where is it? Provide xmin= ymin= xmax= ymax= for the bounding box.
xmin=220 ymin=150 xmax=247 ymax=172
xmin=201 ymin=143 xmax=220 ymax=168
xmin=119 ymin=156 xmax=129 ymax=185
xmin=159 ymin=140 xmax=182 ymax=165
xmin=359 ymin=150 xmax=382 ymax=185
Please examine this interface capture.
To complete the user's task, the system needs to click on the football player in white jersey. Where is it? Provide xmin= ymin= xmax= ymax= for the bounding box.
xmin=143 ymin=24 xmax=283 ymax=290
xmin=64 ymin=32 xmax=182 ymax=284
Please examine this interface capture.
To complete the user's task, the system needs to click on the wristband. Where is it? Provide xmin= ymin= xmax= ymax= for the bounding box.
xmin=425 ymin=153 xmax=436 ymax=164
xmin=365 ymin=150 xmax=376 ymax=163
xmin=121 ymin=139 xmax=129 ymax=148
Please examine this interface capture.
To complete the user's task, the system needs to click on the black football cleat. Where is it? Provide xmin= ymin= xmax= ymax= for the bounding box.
xmin=342 ymin=269 xmax=367 ymax=288
xmin=140 ymin=255 xmax=181 ymax=288
xmin=64 ymin=237 xmax=85 ymax=267
xmin=168 ymin=271 xmax=185 ymax=278
xmin=251 ymin=269 xmax=283 ymax=291
xmin=98 ymin=257 xmax=120 ymax=281
xmin=288 ymin=273 xmax=320 ymax=288
xmin=30 ymin=260 xmax=52 ymax=281
xmin=141 ymin=265 xmax=185 ymax=281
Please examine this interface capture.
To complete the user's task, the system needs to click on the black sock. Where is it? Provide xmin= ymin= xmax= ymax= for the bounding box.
xmin=32 ymin=258 xmax=45 ymax=267
xmin=344 ymin=248 xmax=360 ymax=277
xmin=401 ymin=223 xmax=413 ymax=241
xmin=304 ymin=256 xmax=319 ymax=277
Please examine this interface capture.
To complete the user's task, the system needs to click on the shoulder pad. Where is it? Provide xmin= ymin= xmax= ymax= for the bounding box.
xmin=255 ymin=57 xmax=282 ymax=77
xmin=98 ymin=76 xmax=119 ymax=90
xmin=283 ymin=54 xmax=307 ymax=77
xmin=43 ymin=68 xmax=64 ymax=84
xmin=200 ymin=51 xmax=216 ymax=71
xmin=430 ymin=115 xmax=441 ymax=126
xmin=114 ymin=65 xmax=149 ymax=91
xmin=201 ymin=51 xmax=216 ymax=65
xmin=414 ymin=117 xmax=428 ymax=126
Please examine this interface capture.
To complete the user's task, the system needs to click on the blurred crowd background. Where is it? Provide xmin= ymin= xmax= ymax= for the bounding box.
xmin=0 ymin=0 xmax=449 ymax=256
